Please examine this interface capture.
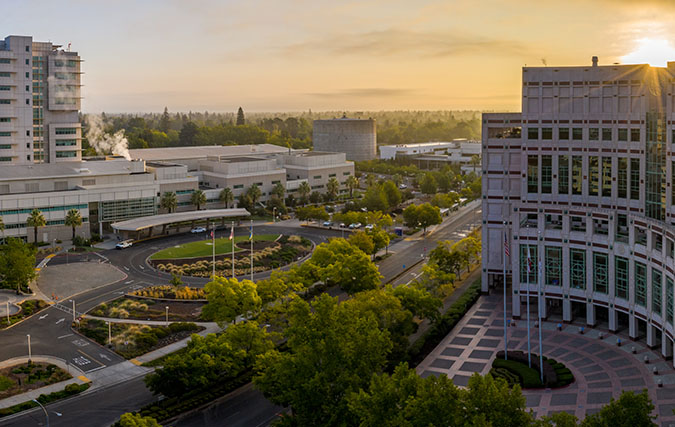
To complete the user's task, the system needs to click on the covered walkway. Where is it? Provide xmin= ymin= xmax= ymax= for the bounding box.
xmin=111 ymin=208 xmax=250 ymax=239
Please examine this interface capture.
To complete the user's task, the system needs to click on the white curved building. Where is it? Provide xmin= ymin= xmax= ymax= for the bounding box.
xmin=482 ymin=57 xmax=675 ymax=362
xmin=313 ymin=118 xmax=376 ymax=161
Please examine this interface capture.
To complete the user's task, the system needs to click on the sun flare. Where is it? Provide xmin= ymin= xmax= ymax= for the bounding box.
xmin=621 ymin=38 xmax=675 ymax=67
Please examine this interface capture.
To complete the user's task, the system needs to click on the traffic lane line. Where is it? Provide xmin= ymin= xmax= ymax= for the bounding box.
xmin=77 ymin=348 xmax=106 ymax=369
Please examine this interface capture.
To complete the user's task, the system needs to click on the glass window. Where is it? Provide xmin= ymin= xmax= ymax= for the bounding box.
xmin=602 ymin=157 xmax=612 ymax=197
xmin=558 ymin=155 xmax=569 ymax=194
xmin=589 ymin=128 xmax=599 ymax=140
xmin=572 ymin=128 xmax=583 ymax=140
xmin=653 ymin=233 xmax=663 ymax=253
xmin=527 ymin=155 xmax=538 ymax=193
xmin=593 ymin=252 xmax=608 ymax=294
xmin=593 ymin=219 xmax=609 ymax=235
xmin=635 ymin=261 xmax=647 ymax=307
xmin=652 ymin=269 xmax=663 ymax=315
xmin=545 ymin=214 xmax=562 ymax=230
xmin=635 ymin=227 xmax=647 ymax=246
xmin=616 ymin=214 xmax=628 ymax=243
xmin=618 ymin=128 xmax=628 ymax=141
xmin=545 ymin=246 xmax=562 ymax=286
xmin=528 ymin=128 xmax=539 ymax=140
xmin=570 ymin=249 xmax=586 ymax=289
xmin=602 ymin=128 xmax=612 ymax=141
xmin=630 ymin=159 xmax=640 ymax=200
xmin=571 ymin=156 xmax=582 ymax=195
xmin=630 ymin=128 xmax=640 ymax=142
xmin=541 ymin=155 xmax=552 ymax=193
xmin=542 ymin=128 xmax=552 ymax=140
xmin=488 ymin=127 xmax=521 ymax=138
xmin=559 ymin=128 xmax=569 ymax=140
xmin=618 ymin=158 xmax=628 ymax=198
xmin=588 ymin=156 xmax=599 ymax=196
xmin=667 ymin=277 xmax=674 ymax=326
xmin=615 ymin=256 xmax=629 ymax=300
xmin=519 ymin=244 xmax=538 ymax=284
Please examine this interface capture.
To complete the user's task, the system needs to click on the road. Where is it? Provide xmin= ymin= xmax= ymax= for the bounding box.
xmin=1 ymin=201 xmax=480 ymax=426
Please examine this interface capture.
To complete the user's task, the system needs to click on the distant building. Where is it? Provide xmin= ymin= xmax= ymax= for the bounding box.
xmin=380 ymin=140 xmax=481 ymax=173
xmin=0 ymin=35 xmax=83 ymax=165
xmin=313 ymin=117 xmax=376 ymax=161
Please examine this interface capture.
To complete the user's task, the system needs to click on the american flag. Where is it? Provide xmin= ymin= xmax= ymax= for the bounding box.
xmin=229 ymin=224 xmax=234 ymax=240
xmin=526 ymin=249 xmax=533 ymax=273
xmin=504 ymin=232 xmax=510 ymax=257
xmin=210 ymin=230 xmax=214 ymax=239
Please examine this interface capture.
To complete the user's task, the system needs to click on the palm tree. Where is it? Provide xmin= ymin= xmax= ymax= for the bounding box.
xmin=326 ymin=177 xmax=339 ymax=201
xmin=365 ymin=174 xmax=376 ymax=188
xmin=469 ymin=154 xmax=481 ymax=174
xmin=64 ymin=209 xmax=82 ymax=241
xmin=191 ymin=189 xmax=207 ymax=211
xmin=160 ymin=191 xmax=178 ymax=213
xmin=219 ymin=188 xmax=234 ymax=208
xmin=0 ymin=215 xmax=4 ymax=244
xmin=247 ymin=185 xmax=262 ymax=207
xmin=27 ymin=209 xmax=46 ymax=244
xmin=272 ymin=182 xmax=285 ymax=200
xmin=346 ymin=175 xmax=359 ymax=199
xmin=298 ymin=181 xmax=311 ymax=205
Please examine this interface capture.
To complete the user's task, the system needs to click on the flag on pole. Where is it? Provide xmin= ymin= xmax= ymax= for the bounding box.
xmin=229 ymin=224 xmax=234 ymax=240
xmin=210 ymin=230 xmax=214 ymax=239
xmin=249 ymin=224 xmax=253 ymax=240
xmin=526 ymin=249 xmax=533 ymax=273
xmin=504 ymin=232 xmax=510 ymax=257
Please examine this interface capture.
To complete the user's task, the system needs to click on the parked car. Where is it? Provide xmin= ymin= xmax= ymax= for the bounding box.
xmin=191 ymin=227 xmax=207 ymax=233
xmin=339 ymin=222 xmax=346 ymax=228
xmin=323 ymin=221 xmax=334 ymax=227
xmin=364 ymin=224 xmax=374 ymax=230
xmin=399 ymin=184 xmax=408 ymax=189
xmin=349 ymin=222 xmax=362 ymax=229
xmin=115 ymin=240 xmax=133 ymax=250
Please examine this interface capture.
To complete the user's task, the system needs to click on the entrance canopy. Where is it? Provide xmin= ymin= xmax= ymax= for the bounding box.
xmin=111 ymin=208 xmax=251 ymax=232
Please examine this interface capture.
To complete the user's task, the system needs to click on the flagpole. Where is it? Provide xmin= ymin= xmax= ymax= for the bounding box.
xmin=527 ymin=248 xmax=532 ymax=368
xmin=503 ymin=222 xmax=508 ymax=361
xmin=212 ymin=222 xmax=216 ymax=278
xmin=231 ymin=221 xmax=235 ymax=279
xmin=250 ymin=219 xmax=253 ymax=281
xmin=538 ymin=231 xmax=544 ymax=383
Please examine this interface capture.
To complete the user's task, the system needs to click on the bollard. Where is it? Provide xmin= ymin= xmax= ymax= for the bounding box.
xmin=653 ymin=366 xmax=658 ymax=375
xmin=579 ymin=327 xmax=584 ymax=335
xmin=535 ymin=321 xmax=539 ymax=328
xmin=598 ymin=332 xmax=604 ymax=340
xmin=644 ymin=355 xmax=649 ymax=364
xmin=631 ymin=346 xmax=636 ymax=354
xmin=658 ymin=379 xmax=663 ymax=387
xmin=617 ymin=338 xmax=622 ymax=347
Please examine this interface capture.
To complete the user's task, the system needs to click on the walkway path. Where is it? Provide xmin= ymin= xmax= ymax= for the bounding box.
xmin=416 ymin=292 xmax=675 ymax=425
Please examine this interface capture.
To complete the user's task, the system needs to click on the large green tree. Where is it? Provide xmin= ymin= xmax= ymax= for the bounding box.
xmin=297 ymin=181 xmax=311 ymax=205
xmin=26 ymin=208 xmax=46 ymax=244
xmin=420 ymin=173 xmax=437 ymax=195
xmin=346 ymin=175 xmax=359 ymax=198
xmin=202 ymin=277 xmax=262 ymax=324
xmin=119 ymin=412 xmax=162 ymax=427
xmin=416 ymin=203 xmax=442 ymax=233
xmin=160 ymin=191 xmax=177 ymax=213
xmin=382 ymin=181 xmax=402 ymax=209
xmin=64 ymin=209 xmax=82 ymax=241
xmin=254 ymin=294 xmax=393 ymax=426
xmin=0 ymin=238 xmax=36 ymax=293
xmin=236 ymin=107 xmax=246 ymax=125
xmin=362 ymin=185 xmax=388 ymax=212
xmin=247 ymin=185 xmax=262 ymax=208
xmin=326 ymin=177 xmax=340 ymax=200
xmin=219 ymin=188 xmax=234 ymax=208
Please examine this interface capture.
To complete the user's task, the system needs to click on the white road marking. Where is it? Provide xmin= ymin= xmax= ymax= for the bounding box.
xmin=138 ymin=265 xmax=145 ymax=270
xmin=72 ymin=356 xmax=91 ymax=366
xmin=39 ymin=314 xmax=48 ymax=320
xmin=71 ymin=339 xmax=89 ymax=347
xmin=55 ymin=318 xmax=65 ymax=325
xmin=124 ymin=280 xmax=134 ymax=284
xmin=57 ymin=333 xmax=73 ymax=339
xmin=99 ymin=354 xmax=111 ymax=361
xmin=124 ymin=266 xmax=130 ymax=271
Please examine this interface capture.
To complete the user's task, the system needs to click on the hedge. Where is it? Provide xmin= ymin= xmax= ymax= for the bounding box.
xmin=491 ymin=352 xmax=575 ymax=388
xmin=492 ymin=358 xmax=543 ymax=388
xmin=0 ymin=383 xmax=90 ymax=417
xmin=405 ymin=279 xmax=482 ymax=367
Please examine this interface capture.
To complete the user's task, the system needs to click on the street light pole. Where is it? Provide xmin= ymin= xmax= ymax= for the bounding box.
xmin=32 ymin=399 xmax=49 ymax=427
xmin=273 ymin=207 xmax=276 ymax=223
xmin=108 ymin=321 xmax=112 ymax=346
xmin=165 ymin=306 xmax=169 ymax=326
xmin=27 ymin=334 xmax=31 ymax=362
xmin=72 ymin=300 xmax=76 ymax=323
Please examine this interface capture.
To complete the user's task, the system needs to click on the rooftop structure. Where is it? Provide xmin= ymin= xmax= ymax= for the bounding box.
xmin=313 ymin=117 xmax=376 ymax=161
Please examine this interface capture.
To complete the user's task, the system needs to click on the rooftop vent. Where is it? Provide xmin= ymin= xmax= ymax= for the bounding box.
xmin=592 ymin=56 xmax=598 ymax=67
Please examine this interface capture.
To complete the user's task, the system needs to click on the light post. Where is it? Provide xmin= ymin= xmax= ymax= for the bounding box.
xmin=165 ymin=306 xmax=169 ymax=325
xmin=32 ymin=399 xmax=49 ymax=427
xmin=108 ymin=321 xmax=112 ymax=346
xmin=71 ymin=300 xmax=76 ymax=322
xmin=6 ymin=301 xmax=9 ymax=325
xmin=27 ymin=334 xmax=31 ymax=362
xmin=272 ymin=207 xmax=276 ymax=223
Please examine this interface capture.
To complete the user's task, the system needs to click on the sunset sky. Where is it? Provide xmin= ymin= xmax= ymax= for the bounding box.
xmin=3 ymin=0 xmax=675 ymax=113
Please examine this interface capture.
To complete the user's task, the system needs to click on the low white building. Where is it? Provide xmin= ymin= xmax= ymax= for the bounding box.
xmin=379 ymin=140 xmax=481 ymax=166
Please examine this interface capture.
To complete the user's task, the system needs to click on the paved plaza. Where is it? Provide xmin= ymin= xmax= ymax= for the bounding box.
xmin=416 ymin=292 xmax=675 ymax=426
xmin=35 ymin=260 xmax=127 ymax=300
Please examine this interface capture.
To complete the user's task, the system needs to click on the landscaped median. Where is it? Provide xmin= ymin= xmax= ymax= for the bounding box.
xmin=0 ymin=300 xmax=48 ymax=330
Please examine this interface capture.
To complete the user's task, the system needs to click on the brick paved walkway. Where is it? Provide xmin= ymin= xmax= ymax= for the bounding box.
xmin=416 ymin=293 xmax=675 ymax=426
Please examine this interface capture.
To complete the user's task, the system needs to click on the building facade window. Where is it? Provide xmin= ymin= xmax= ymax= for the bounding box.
xmin=589 ymin=128 xmax=599 ymax=141
xmin=541 ymin=128 xmax=552 ymax=140
xmin=635 ymin=261 xmax=647 ymax=307
xmin=602 ymin=128 xmax=612 ymax=141
xmin=615 ymin=256 xmax=629 ymax=300
xmin=541 ymin=155 xmax=552 ymax=194
xmin=652 ymin=268 xmax=663 ymax=315
xmin=570 ymin=248 xmax=586 ymax=289
xmin=667 ymin=277 xmax=674 ymax=326
xmin=558 ymin=155 xmax=569 ymax=194
xmin=528 ymin=128 xmax=538 ymax=140
xmin=601 ymin=157 xmax=612 ymax=197
xmin=593 ymin=252 xmax=608 ymax=294
xmin=630 ymin=158 xmax=640 ymax=200
xmin=55 ymin=128 xmax=78 ymax=135
xmin=619 ymin=128 xmax=628 ymax=141
xmin=572 ymin=128 xmax=583 ymax=140
xmin=571 ymin=156 xmax=582 ymax=195
xmin=519 ymin=244 xmax=537 ymax=284
xmin=545 ymin=246 xmax=561 ymax=286
xmin=618 ymin=158 xmax=628 ymax=198
xmin=527 ymin=155 xmax=538 ymax=193
xmin=559 ymin=128 xmax=569 ymax=140
xmin=588 ymin=156 xmax=599 ymax=196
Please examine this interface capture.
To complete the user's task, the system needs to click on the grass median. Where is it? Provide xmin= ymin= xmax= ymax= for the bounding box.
xmin=150 ymin=234 xmax=280 ymax=260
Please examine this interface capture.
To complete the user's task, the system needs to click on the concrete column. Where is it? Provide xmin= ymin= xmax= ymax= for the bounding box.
xmin=609 ymin=308 xmax=618 ymax=332
xmin=662 ymin=336 xmax=673 ymax=359
xmin=512 ymin=291 xmax=521 ymax=318
xmin=539 ymin=295 xmax=548 ymax=319
xmin=563 ymin=299 xmax=571 ymax=322
xmin=99 ymin=221 xmax=103 ymax=236
xmin=646 ymin=323 xmax=657 ymax=348
xmin=629 ymin=315 xmax=638 ymax=339
xmin=586 ymin=303 xmax=595 ymax=326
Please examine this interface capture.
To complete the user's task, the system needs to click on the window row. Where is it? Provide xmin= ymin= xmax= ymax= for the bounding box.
xmin=527 ymin=127 xmax=641 ymax=142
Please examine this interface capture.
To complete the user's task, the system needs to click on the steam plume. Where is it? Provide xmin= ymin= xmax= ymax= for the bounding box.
xmin=86 ymin=114 xmax=131 ymax=160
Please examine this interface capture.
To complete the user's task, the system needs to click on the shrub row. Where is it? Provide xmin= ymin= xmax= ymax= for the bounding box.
xmin=404 ymin=280 xmax=482 ymax=367
xmin=492 ymin=358 xmax=544 ymax=388
xmin=0 ymin=383 xmax=89 ymax=418
xmin=492 ymin=353 xmax=575 ymax=388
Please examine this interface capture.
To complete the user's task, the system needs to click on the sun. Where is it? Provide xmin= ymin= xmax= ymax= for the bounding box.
xmin=621 ymin=38 xmax=675 ymax=67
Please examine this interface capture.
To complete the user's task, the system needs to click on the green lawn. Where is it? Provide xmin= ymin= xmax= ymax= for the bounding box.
xmin=150 ymin=234 xmax=280 ymax=260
